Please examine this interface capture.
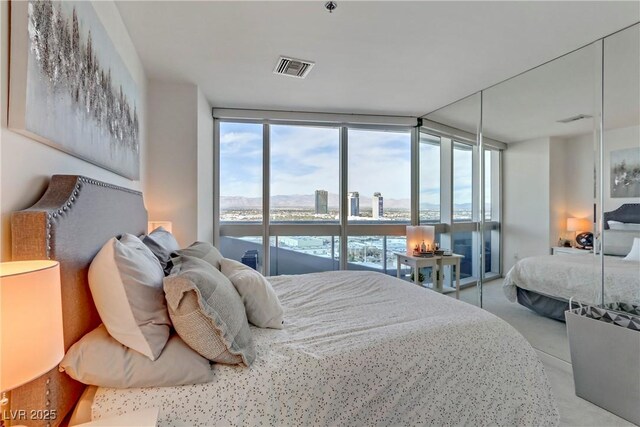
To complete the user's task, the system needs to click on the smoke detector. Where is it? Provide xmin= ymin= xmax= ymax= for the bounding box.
xmin=557 ymin=114 xmax=593 ymax=124
xmin=273 ymin=56 xmax=315 ymax=79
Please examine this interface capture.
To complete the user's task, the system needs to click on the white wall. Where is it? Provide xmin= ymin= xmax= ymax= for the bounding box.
xmin=145 ymin=81 xmax=213 ymax=247
xmin=503 ymin=137 xmax=551 ymax=272
xmin=197 ymin=90 xmax=214 ymax=243
xmin=562 ymin=125 xmax=640 ymax=216
xmin=0 ymin=0 xmax=147 ymax=261
xmin=549 ymin=137 xmax=567 ymax=245
xmin=503 ymin=125 xmax=639 ymax=273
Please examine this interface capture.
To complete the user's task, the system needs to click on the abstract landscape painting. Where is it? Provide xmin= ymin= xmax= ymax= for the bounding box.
xmin=611 ymin=148 xmax=640 ymax=198
xmin=9 ymin=0 xmax=140 ymax=179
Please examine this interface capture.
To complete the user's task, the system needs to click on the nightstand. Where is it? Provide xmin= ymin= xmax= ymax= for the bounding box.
xmin=395 ymin=253 xmax=439 ymax=287
xmin=76 ymin=407 xmax=159 ymax=426
xmin=551 ymin=246 xmax=591 ymax=256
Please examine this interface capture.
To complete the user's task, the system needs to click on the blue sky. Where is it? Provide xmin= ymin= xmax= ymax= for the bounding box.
xmin=219 ymin=122 xmax=474 ymax=205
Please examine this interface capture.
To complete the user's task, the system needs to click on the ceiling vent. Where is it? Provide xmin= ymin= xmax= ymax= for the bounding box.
xmin=273 ymin=56 xmax=315 ymax=79
xmin=557 ymin=114 xmax=593 ymax=124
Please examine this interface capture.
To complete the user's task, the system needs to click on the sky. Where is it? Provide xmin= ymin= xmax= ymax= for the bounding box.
xmin=219 ymin=122 xmax=476 ymax=205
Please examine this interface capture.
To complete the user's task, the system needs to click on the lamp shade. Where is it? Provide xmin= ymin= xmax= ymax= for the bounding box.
xmin=1 ymin=260 xmax=64 ymax=392
xmin=567 ymin=218 xmax=589 ymax=232
xmin=406 ymin=226 xmax=435 ymax=254
xmin=148 ymin=221 xmax=172 ymax=234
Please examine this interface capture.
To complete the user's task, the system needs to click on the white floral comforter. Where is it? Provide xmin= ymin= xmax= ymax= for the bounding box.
xmin=92 ymin=271 xmax=558 ymax=426
xmin=504 ymin=254 xmax=640 ymax=305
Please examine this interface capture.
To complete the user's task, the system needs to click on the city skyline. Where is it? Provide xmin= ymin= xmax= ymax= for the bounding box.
xmin=219 ymin=122 xmax=477 ymax=206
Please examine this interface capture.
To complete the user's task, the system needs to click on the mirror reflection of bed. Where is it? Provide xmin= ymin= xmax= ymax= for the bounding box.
xmin=505 ymin=203 xmax=640 ymax=321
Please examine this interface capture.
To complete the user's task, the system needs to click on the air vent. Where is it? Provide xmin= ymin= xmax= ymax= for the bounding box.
xmin=273 ymin=56 xmax=315 ymax=79
xmin=557 ymin=114 xmax=593 ymax=124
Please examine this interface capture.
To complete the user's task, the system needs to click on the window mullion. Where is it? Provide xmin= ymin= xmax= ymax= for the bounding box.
xmin=262 ymin=122 xmax=271 ymax=275
xmin=339 ymin=126 xmax=348 ymax=270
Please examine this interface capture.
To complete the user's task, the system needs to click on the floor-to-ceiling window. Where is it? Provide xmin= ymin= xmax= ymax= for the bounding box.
xmin=216 ymin=114 xmax=502 ymax=281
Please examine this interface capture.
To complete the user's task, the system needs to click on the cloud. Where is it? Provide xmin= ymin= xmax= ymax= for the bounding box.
xmin=219 ymin=124 xmax=485 ymax=205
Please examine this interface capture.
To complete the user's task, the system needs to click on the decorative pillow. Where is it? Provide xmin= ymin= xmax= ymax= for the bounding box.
xmin=172 ymin=241 xmax=224 ymax=270
xmin=220 ymin=258 xmax=284 ymax=329
xmin=60 ymin=325 xmax=213 ymax=388
xmin=624 ymin=238 xmax=640 ymax=262
xmin=89 ymin=234 xmax=170 ymax=360
xmin=602 ymin=230 xmax=640 ymax=256
xmin=164 ymin=255 xmax=255 ymax=366
xmin=143 ymin=226 xmax=180 ymax=272
xmin=608 ymin=221 xmax=640 ymax=231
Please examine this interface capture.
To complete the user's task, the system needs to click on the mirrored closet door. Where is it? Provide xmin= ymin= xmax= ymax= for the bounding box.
xmin=601 ymin=23 xmax=640 ymax=311
xmin=421 ymin=93 xmax=485 ymax=307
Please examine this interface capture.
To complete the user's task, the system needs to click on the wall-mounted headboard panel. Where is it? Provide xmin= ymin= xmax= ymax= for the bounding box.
xmin=10 ymin=175 xmax=147 ymax=426
xmin=603 ymin=203 xmax=640 ymax=229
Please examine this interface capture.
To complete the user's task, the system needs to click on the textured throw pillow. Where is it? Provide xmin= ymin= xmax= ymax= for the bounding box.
xmin=624 ymin=238 xmax=640 ymax=262
xmin=220 ymin=258 xmax=284 ymax=329
xmin=164 ymin=255 xmax=255 ymax=366
xmin=60 ymin=325 xmax=213 ymax=388
xmin=172 ymin=241 xmax=224 ymax=270
xmin=89 ymin=234 xmax=170 ymax=360
xmin=143 ymin=226 xmax=180 ymax=273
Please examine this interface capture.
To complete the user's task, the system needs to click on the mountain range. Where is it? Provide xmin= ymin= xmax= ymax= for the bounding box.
xmin=221 ymin=194 xmax=473 ymax=210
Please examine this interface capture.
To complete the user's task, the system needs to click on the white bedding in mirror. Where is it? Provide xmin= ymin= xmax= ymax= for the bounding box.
xmin=91 ymin=271 xmax=558 ymax=426
xmin=504 ymin=254 xmax=640 ymax=305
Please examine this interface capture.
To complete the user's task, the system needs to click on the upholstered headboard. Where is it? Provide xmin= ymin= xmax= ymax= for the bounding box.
xmin=603 ymin=203 xmax=640 ymax=229
xmin=10 ymin=175 xmax=147 ymax=427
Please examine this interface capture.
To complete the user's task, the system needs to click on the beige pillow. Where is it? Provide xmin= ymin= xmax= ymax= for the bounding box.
xmin=220 ymin=258 xmax=284 ymax=329
xmin=142 ymin=226 xmax=180 ymax=273
xmin=89 ymin=234 xmax=171 ymax=360
xmin=164 ymin=255 xmax=255 ymax=366
xmin=172 ymin=241 xmax=224 ymax=270
xmin=60 ymin=325 xmax=213 ymax=388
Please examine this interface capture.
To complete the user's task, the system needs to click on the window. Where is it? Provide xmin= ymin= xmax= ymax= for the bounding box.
xmin=485 ymin=149 xmax=492 ymax=221
xmin=219 ymin=236 xmax=263 ymax=271
xmin=419 ymin=133 xmax=441 ymax=223
xmin=346 ymin=236 xmax=406 ymax=275
xmin=347 ymin=129 xmax=411 ymax=223
xmin=270 ymin=125 xmax=340 ymax=223
xmin=453 ymin=142 xmax=473 ymax=221
xmin=270 ymin=236 xmax=339 ymax=275
xmin=216 ymin=118 xmax=502 ymax=279
xmin=219 ymin=122 xmax=262 ymax=222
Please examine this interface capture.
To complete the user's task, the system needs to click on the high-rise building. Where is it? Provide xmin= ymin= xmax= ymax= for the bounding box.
xmin=315 ymin=190 xmax=328 ymax=214
xmin=348 ymin=191 xmax=360 ymax=216
xmin=372 ymin=192 xmax=383 ymax=219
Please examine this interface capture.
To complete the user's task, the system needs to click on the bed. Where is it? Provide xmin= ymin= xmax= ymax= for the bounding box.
xmin=503 ymin=204 xmax=640 ymax=321
xmin=9 ymin=175 xmax=559 ymax=426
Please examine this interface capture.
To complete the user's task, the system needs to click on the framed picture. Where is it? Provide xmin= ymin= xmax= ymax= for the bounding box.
xmin=610 ymin=148 xmax=640 ymax=198
xmin=9 ymin=0 xmax=140 ymax=179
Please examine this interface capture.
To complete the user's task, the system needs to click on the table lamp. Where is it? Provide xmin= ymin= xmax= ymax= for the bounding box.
xmin=567 ymin=217 xmax=589 ymax=247
xmin=148 ymin=221 xmax=173 ymax=234
xmin=1 ymin=261 xmax=64 ymax=406
xmin=406 ymin=226 xmax=435 ymax=255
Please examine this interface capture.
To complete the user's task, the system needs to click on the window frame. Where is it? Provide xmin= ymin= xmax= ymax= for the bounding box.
xmin=215 ymin=113 xmax=503 ymax=281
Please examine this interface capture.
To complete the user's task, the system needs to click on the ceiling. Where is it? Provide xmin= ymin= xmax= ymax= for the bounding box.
xmin=116 ymin=1 xmax=639 ymax=117
xmin=426 ymin=23 xmax=640 ymax=143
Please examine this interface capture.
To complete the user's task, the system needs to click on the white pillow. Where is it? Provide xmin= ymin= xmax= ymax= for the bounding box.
xmin=609 ymin=221 xmax=640 ymax=231
xmin=220 ymin=258 xmax=284 ymax=329
xmin=624 ymin=237 xmax=640 ymax=262
xmin=89 ymin=234 xmax=171 ymax=360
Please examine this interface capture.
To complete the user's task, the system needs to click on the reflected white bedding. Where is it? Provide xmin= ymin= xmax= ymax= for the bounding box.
xmin=92 ymin=271 xmax=558 ymax=426
xmin=504 ymin=254 xmax=640 ymax=305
